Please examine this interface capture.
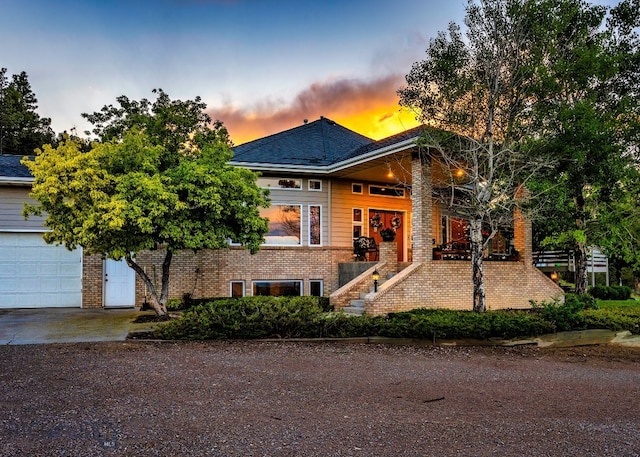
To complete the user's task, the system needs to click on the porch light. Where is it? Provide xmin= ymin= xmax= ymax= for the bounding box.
xmin=372 ymin=269 xmax=380 ymax=293
xmin=550 ymin=271 xmax=559 ymax=282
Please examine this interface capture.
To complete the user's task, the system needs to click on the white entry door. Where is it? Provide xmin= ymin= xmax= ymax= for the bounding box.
xmin=103 ymin=259 xmax=136 ymax=308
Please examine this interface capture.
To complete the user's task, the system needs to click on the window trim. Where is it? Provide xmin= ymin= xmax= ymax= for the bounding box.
xmin=262 ymin=203 xmax=303 ymax=246
xmin=230 ymin=280 xmax=245 ymax=298
xmin=252 ymin=280 xmax=303 ymax=297
xmin=308 ymin=179 xmax=322 ymax=191
xmin=352 ymin=183 xmax=363 ymax=194
xmin=309 ymin=280 xmax=324 ymax=297
xmin=352 ymin=207 xmax=364 ymax=239
xmin=257 ymin=177 xmax=302 ymax=190
xmin=368 ymin=184 xmax=405 ymax=198
xmin=308 ymin=205 xmax=322 ymax=246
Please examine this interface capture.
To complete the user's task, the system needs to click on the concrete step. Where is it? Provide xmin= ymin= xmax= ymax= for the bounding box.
xmin=342 ymin=306 xmax=365 ymax=316
xmin=343 ymin=299 xmax=365 ymax=316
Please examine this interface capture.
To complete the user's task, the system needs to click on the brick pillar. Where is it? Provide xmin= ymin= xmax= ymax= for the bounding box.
xmin=411 ymin=152 xmax=432 ymax=263
xmin=82 ymin=253 xmax=104 ymax=308
xmin=379 ymin=241 xmax=398 ymax=273
xmin=513 ymin=207 xmax=532 ymax=265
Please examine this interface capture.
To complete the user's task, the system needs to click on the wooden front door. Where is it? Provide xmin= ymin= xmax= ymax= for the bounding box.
xmin=369 ymin=209 xmax=404 ymax=262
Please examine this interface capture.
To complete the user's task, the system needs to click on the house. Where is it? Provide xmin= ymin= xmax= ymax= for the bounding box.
xmin=0 ymin=118 xmax=562 ymax=312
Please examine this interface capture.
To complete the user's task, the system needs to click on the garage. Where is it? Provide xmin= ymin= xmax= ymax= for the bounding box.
xmin=0 ymin=232 xmax=82 ymax=308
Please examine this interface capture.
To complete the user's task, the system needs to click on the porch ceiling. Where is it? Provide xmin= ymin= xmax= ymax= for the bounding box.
xmin=327 ymin=153 xmax=413 ymax=185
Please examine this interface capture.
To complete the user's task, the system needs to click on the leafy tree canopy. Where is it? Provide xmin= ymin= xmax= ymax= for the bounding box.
xmin=0 ymin=68 xmax=55 ymax=155
xmin=23 ymin=90 xmax=270 ymax=316
xmin=527 ymin=0 xmax=640 ymax=294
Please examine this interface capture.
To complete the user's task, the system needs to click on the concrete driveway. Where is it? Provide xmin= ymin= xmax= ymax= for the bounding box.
xmin=0 ymin=307 xmax=153 ymax=345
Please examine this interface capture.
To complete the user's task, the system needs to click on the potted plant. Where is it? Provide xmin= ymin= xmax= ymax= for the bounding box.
xmin=380 ymin=227 xmax=396 ymax=242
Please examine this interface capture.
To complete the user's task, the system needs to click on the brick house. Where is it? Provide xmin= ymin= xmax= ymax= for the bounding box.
xmin=0 ymin=118 xmax=562 ymax=312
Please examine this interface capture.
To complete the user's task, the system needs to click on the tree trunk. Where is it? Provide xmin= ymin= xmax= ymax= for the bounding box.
xmin=634 ymin=271 xmax=639 ymax=295
xmin=124 ymin=251 xmax=173 ymax=317
xmin=470 ymin=219 xmax=486 ymax=312
xmin=573 ymin=193 xmax=589 ymax=296
xmin=574 ymin=242 xmax=589 ymax=295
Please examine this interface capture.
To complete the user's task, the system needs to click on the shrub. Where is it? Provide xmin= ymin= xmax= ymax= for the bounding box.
xmin=157 ymin=296 xmax=344 ymax=340
xmin=589 ymin=285 xmax=633 ymax=300
xmin=382 ymin=309 xmax=553 ymax=340
xmin=530 ymin=295 xmax=597 ymax=332
xmin=581 ymin=307 xmax=640 ymax=333
xmin=156 ymin=295 xmax=638 ymax=342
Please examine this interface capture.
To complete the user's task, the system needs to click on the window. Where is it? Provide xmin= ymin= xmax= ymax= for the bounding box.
xmin=310 ymin=280 xmax=323 ymax=297
xmin=230 ymin=281 xmax=245 ymax=298
xmin=352 ymin=208 xmax=363 ymax=238
xmin=257 ymin=177 xmax=302 ymax=190
xmin=309 ymin=180 xmax=322 ymax=191
xmin=309 ymin=205 xmax=322 ymax=246
xmin=352 ymin=183 xmax=363 ymax=194
xmin=253 ymin=281 xmax=302 ymax=296
xmin=261 ymin=205 xmax=301 ymax=245
xmin=369 ymin=185 xmax=405 ymax=198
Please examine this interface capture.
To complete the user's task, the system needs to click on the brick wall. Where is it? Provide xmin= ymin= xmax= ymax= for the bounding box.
xmin=91 ymin=247 xmax=351 ymax=307
xmin=366 ymin=260 xmax=563 ymax=315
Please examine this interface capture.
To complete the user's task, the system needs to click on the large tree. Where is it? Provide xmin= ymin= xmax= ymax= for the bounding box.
xmin=589 ymin=169 xmax=640 ymax=292
xmin=398 ymin=0 xmax=550 ymax=312
xmin=0 ymin=68 xmax=55 ymax=155
xmin=527 ymin=0 xmax=640 ymax=294
xmin=23 ymin=90 xmax=270 ymax=316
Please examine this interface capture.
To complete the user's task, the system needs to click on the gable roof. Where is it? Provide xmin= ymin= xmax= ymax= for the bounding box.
xmin=0 ymin=155 xmax=33 ymax=183
xmin=231 ymin=117 xmax=374 ymax=166
xmin=341 ymin=124 xmax=427 ymax=161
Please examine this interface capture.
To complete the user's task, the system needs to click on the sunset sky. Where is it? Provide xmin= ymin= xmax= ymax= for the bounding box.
xmin=1 ymin=0 xmax=620 ymax=145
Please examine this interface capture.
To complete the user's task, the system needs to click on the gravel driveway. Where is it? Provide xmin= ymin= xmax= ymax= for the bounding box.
xmin=1 ymin=341 xmax=639 ymax=457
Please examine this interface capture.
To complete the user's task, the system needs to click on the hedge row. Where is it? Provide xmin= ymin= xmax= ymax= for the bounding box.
xmin=589 ymin=285 xmax=633 ymax=300
xmin=154 ymin=294 xmax=640 ymax=341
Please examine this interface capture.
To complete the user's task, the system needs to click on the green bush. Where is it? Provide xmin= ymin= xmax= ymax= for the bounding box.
xmin=589 ymin=285 xmax=633 ymax=300
xmin=156 ymin=294 xmax=639 ymax=341
xmin=166 ymin=294 xmax=333 ymax=313
xmin=581 ymin=307 xmax=640 ymax=333
xmin=382 ymin=309 xmax=553 ymax=340
xmin=531 ymin=294 xmax=597 ymax=332
xmin=157 ymin=296 xmax=358 ymax=340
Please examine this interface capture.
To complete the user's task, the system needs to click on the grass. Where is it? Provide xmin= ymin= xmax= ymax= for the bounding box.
xmin=596 ymin=298 xmax=640 ymax=309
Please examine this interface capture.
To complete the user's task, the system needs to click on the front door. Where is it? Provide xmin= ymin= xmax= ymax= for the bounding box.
xmin=103 ymin=259 xmax=136 ymax=308
xmin=369 ymin=210 xmax=404 ymax=262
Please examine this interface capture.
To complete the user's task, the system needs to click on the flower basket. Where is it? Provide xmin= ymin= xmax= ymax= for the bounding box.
xmin=380 ymin=228 xmax=396 ymax=242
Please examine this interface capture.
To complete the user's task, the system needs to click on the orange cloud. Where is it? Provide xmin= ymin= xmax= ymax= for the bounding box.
xmin=208 ymin=74 xmax=421 ymax=145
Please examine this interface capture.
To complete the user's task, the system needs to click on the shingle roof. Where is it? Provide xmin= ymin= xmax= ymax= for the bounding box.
xmin=231 ymin=117 xmax=374 ymax=166
xmin=0 ymin=155 xmax=32 ymax=178
xmin=341 ymin=124 xmax=427 ymax=161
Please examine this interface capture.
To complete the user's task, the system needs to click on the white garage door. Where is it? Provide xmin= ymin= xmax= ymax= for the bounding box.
xmin=0 ymin=232 xmax=82 ymax=308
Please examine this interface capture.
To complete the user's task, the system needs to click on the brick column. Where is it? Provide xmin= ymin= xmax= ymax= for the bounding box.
xmin=513 ymin=207 xmax=532 ymax=265
xmin=379 ymin=241 xmax=398 ymax=273
xmin=82 ymin=253 xmax=104 ymax=308
xmin=411 ymin=152 xmax=432 ymax=263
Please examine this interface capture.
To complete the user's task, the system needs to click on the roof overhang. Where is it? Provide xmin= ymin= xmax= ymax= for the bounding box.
xmin=0 ymin=176 xmax=33 ymax=186
xmin=231 ymin=134 xmax=421 ymax=182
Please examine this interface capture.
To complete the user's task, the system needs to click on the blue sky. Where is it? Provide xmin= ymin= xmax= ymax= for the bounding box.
xmin=1 ymin=0 xmax=620 ymax=144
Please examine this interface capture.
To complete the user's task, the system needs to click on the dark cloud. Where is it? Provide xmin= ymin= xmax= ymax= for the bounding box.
xmin=209 ymin=74 xmax=406 ymax=144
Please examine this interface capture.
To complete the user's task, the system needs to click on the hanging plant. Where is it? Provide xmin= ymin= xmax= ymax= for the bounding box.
xmin=380 ymin=227 xmax=396 ymax=241
xmin=369 ymin=213 xmax=383 ymax=231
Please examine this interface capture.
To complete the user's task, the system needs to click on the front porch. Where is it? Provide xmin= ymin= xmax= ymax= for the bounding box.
xmin=330 ymin=153 xmax=563 ymax=315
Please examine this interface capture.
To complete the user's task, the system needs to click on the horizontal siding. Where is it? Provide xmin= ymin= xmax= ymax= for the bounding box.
xmin=330 ymin=179 xmax=412 ymax=248
xmin=0 ymin=187 xmax=46 ymax=231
